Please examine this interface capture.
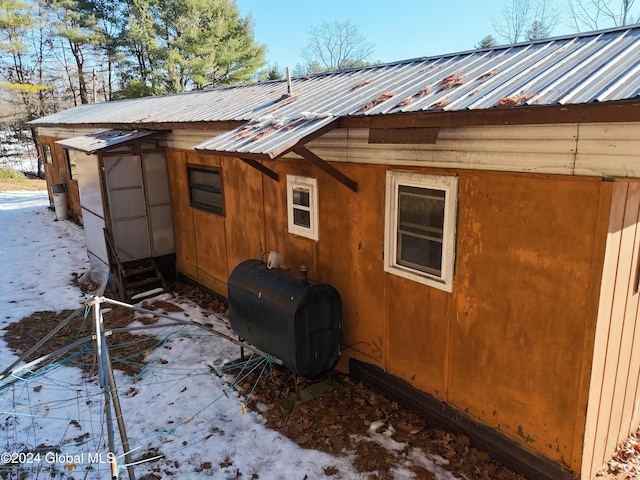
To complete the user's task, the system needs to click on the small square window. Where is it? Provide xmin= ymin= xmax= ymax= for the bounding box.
xmin=384 ymin=171 xmax=458 ymax=292
xmin=188 ymin=165 xmax=224 ymax=215
xmin=287 ymin=175 xmax=318 ymax=240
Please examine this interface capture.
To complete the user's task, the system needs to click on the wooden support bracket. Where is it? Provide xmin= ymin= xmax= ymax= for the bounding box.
xmin=239 ymin=157 xmax=280 ymax=182
xmin=293 ymin=145 xmax=358 ymax=193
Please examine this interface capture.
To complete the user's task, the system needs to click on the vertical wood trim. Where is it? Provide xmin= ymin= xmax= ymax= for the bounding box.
xmin=572 ymin=179 xmax=612 ymax=474
xmin=604 ymin=183 xmax=640 ymax=457
xmin=618 ymin=184 xmax=640 ymax=441
xmin=583 ymin=182 xmax=628 ymax=480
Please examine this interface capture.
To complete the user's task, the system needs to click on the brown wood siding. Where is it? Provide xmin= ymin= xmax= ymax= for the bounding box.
xmin=167 ymin=150 xmax=266 ymax=296
xmin=583 ymin=181 xmax=640 ymax=479
xmin=451 ymin=172 xmax=608 ymax=472
xmin=386 ymin=273 xmax=450 ymax=396
xmin=39 ymin=135 xmax=82 ymax=222
xmin=220 ymin=156 xmax=265 ymax=275
xmin=167 ymin=144 xmax=610 ymax=474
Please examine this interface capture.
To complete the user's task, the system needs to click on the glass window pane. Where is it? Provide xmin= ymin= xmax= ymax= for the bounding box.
xmin=293 ymin=187 xmax=310 ymax=207
xmin=399 ymin=186 xmax=444 ymax=239
xmin=43 ymin=144 xmax=53 ymax=164
xmin=188 ymin=166 xmax=224 ymax=214
xmin=293 ymin=208 xmax=311 ymax=228
xmin=190 ymin=169 xmax=221 ymax=191
xmin=192 ymin=189 xmax=223 ymax=211
xmin=398 ymin=234 xmax=443 ymax=275
xmin=66 ymin=150 xmax=76 ymax=181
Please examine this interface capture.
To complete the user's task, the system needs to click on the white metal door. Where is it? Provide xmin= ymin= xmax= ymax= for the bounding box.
xmin=142 ymin=152 xmax=175 ymax=257
xmin=104 ymin=155 xmax=151 ymax=261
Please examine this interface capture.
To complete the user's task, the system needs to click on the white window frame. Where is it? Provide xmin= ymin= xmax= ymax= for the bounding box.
xmin=384 ymin=170 xmax=458 ymax=292
xmin=287 ymin=175 xmax=319 ymax=241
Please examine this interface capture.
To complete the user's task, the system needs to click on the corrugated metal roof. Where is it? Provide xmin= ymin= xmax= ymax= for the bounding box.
xmin=55 ymin=129 xmax=166 ymax=153
xmin=32 ymin=25 xmax=640 ymax=128
xmin=194 ymin=113 xmax=338 ymax=159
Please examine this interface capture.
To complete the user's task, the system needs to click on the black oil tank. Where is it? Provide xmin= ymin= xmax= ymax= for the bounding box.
xmin=228 ymin=259 xmax=342 ymax=380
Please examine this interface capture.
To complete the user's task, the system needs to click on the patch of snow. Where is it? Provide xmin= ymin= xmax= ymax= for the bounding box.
xmin=130 ymin=287 xmax=164 ymax=300
xmin=0 ymin=189 xmax=470 ymax=480
xmin=0 ymin=127 xmax=39 ymax=175
xmin=368 ymin=419 xmax=386 ymax=433
xmin=408 ymin=448 xmax=465 ymax=480
xmin=0 ymin=190 xmax=371 ymax=480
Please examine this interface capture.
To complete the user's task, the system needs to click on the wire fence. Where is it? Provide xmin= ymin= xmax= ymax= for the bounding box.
xmin=0 ymin=294 xmax=277 ymax=480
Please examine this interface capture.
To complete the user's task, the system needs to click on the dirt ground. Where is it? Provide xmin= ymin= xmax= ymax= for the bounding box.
xmin=3 ymin=281 xmax=637 ymax=480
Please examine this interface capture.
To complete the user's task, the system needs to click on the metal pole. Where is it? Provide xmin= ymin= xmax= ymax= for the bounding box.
xmin=93 ymin=297 xmax=118 ymax=479
xmin=0 ymin=307 xmax=84 ymax=380
xmin=104 ymin=387 xmax=116 ymax=479
xmin=0 ymin=335 xmax=93 ymax=388
xmin=92 ymin=68 xmax=97 ymax=104
xmin=103 ymin=336 xmax=136 ymax=480
xmin=99 ymin=296 xmax=282 ymax=365
xmin=95 ymin=296 xmax=139 ymax=480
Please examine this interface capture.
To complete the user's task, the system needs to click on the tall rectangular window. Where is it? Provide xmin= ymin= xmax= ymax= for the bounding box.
xmin=287 ymin=175 xmax=318 ymax=240
xmin=188 ymin=165 xmax=224 ymax=215
xmin=65 ymin=149 xmax=77 ymax=181
xmin=42 ymin=144 xmax=53 ymax=164
xmin=384 ymin=171 xmax=458 ymax=292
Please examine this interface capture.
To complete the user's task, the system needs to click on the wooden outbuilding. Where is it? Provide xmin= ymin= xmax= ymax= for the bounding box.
xmin=30 ymin=25 xmax=640 ymax=479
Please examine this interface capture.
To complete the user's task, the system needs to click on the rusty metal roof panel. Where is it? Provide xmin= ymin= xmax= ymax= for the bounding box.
xmin=55 ymin=129 xmax=167 ymax=153
xmin=194 ymin=113 xmax=337 ymax=159
xmin=31 ymin=25 xmax=640 ymax=128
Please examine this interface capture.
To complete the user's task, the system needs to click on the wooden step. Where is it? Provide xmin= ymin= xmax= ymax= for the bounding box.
xmin=123 ymin=264 xmax=155 ymax=278
xmin=126 ymin=277 xmax=163 ymax=290
xmin=111 ymin=256 xmax=169 ymax=303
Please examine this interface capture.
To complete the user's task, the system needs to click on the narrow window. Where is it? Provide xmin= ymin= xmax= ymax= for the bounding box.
xmin=287 ymin=175 xmax=318 ymax=240
xmin=43 ymin=144 xmax=53 ymax=164
xmin=65 ymin=149 xmax=77 ymax=181
xmin=384 ymin=171 xmax=458 ymax=292
xmin=188 ymin=165 xmax=224 ymax=215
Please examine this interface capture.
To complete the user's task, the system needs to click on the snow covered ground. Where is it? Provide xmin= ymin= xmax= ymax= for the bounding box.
xmin=0 ymin=190 xmax=464 ymax=480
xmin=0 ymin=127 xmax=38 ymax=175
xmin=0 ymin=192 xmax=470 ymax=480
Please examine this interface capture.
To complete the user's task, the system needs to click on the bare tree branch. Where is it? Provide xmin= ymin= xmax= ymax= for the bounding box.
xmin=300 ymin=19 xmax=374 ymax=73
xmin=493 ymin=0 xmax=561 ymax=43
xmin=566 ymin=0 xmax=638 ymax=30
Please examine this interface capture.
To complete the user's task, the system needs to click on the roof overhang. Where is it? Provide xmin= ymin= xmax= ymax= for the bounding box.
xmin=195 ymin=114 xmax=358 ymax=192
xmin=56 ymin=129 xmax=169 ymax=154
xmin=194 ymin=113 xmax=339 ymax=160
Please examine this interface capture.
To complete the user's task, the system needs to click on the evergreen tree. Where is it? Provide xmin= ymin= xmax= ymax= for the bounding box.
xmin=492 ymin=0 xmax=559 ymax=43
xmin=118 ymin=0 xmax=265 ymax=94
xmin=0 ymin=0 xmax=53 ymax=119
xmin=115 ymin=0 xmax=161 ymax=97
xmin=0 ymin=0 xmax=32 ymax=87
xmin=50 ymin=0 xmax=104 ymax=104
xmin=526 ymin=19 xmax=550 ymax=40
xmin=476 ymin=34 xmax=498 ymax=48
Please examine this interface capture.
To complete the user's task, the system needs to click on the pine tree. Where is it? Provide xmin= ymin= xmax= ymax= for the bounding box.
xmin=476 ymin=34 xmax=498 ymax=49
xmin=50 ymin=0 xmax=104 ymax=104
xmin=118 ymin=0 xmax=265 ymax=95
xmin=526 ymin=20 xmax=550 ymax=40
